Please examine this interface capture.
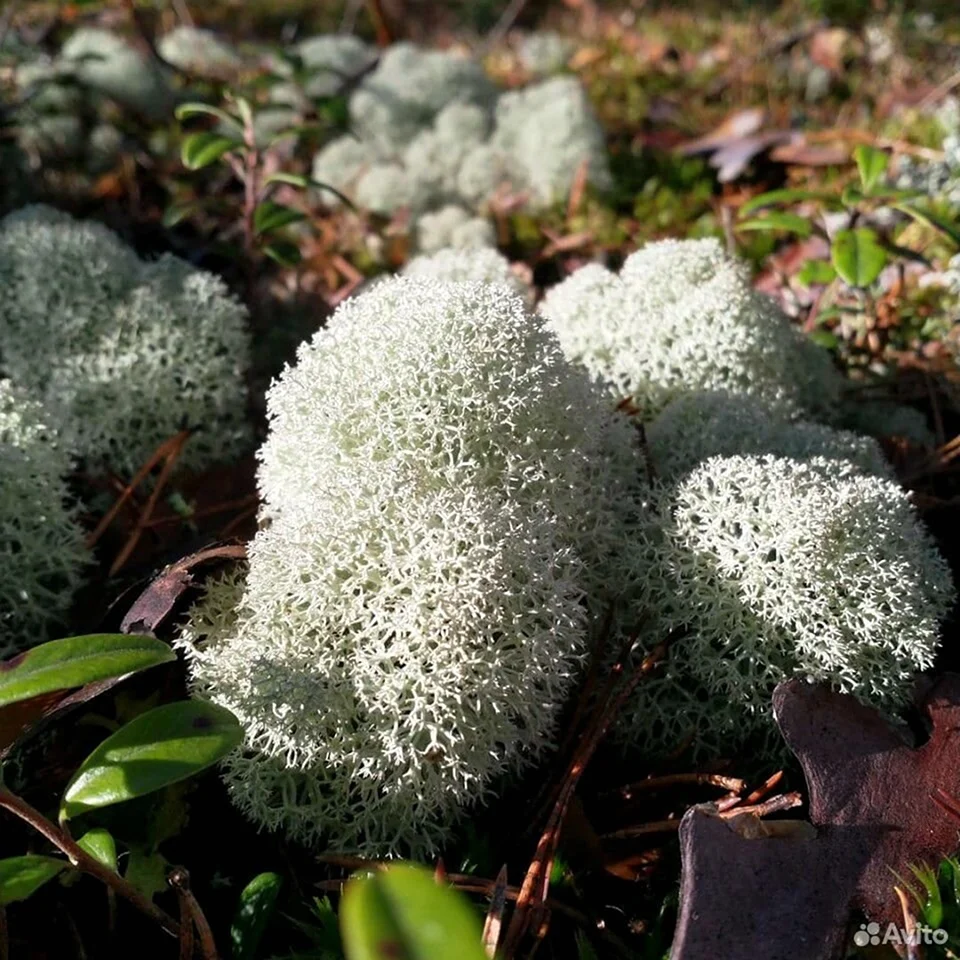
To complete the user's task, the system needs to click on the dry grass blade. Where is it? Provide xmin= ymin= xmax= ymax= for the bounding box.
xmin=86 ymin=429 xmax=193 ymax=549
xmin=500 ymin=636 xmax=673 ymax=957
xmin=482 ymin=866 xmax=508 ymax=958
xmin=894 ymin=886 xmax=921 ymax=960
xmin=109 ymin=430 xmax=193 ymax=576
xmin=931 ymin=787 xmax=960 ymax=822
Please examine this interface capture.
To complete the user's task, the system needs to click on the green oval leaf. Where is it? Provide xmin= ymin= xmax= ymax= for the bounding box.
xmin=736 ymin=212 xmax=812 ymax=237
xmin=340 ymin=863 xmax=488 ymax=960
xmin=254 ymin=201 xmax=306 ymax=236
xmin=181 ymin=132 xmax=240 ymax=170
xmin=262 ymin=239 xmax=303 ymax=267
xmin=0 ymin=635 xmax=174 ymax=709
xmin=893 ymin=203 xmax=960 ymax=247
xmin=831 ymin=227 xmax=888 ymax=287
xmin=739 ymin=188 xmax=837 ymax=216
xmin=232 ymin=872 xmax=283 ymax=960
xmin=853 ymin=144 xmax=889 ymax=195
xmin=175 ymin=102 xmax=242 ymax=133
xmin=797 ymin=259 xmax=837 ymax=286
xmin=0 ymin=856 xmax=67 ymax=905
xmin=60 ymin=701 xmax=242 ymax=821
xmin=77 ymin=828 xmax=118 ymax=872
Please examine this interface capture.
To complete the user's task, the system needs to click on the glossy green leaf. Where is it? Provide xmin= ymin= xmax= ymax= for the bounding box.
xmin=893 ymin=203 xmax=960 ymax=246
xmin=262 ymin=239 xmax=302 ymax=267
xmin=60 ymin=701 xmax=242 ymax=820
xmin=232 ymin=872 xmax=283 ymax=960
xmin=830 ymin=227 xmax=888 ymax=287
xmin=181 ymin=132 xmax=239 ymax=170
xmin=0 ymin=634 xmax=174 ymax=709
xmin=739 ymin=188 xmax=836 ymax=216
xmin=77 ymin=828 xmax=118 ymax=872
xmin=736 ymin=212 xmax=812 ymax=237
xmin=175 ymin=102 xmax=242 ymax=133
xmin=840 ymin=185 xmax=864 ymax=208
xmin=797 ymin=259 xmax=837 ymax=286
xmin=162 ymin=201 xmax=201 ymax=228
xmin=254 ymin=202 xmax=306 ymax=236
xmin=340 ymin=863 xmax=487 ymax=960
xmin=808 ymin=329 xmax=839 ymax=350
xmin=0 ymin=856 xmax=66 ymax=905
xmin=853 ymin=144 xmax=889 ymax=194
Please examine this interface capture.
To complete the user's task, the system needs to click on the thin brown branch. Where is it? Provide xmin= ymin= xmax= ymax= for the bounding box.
xmin=501 ymin=636 xmax=673 ymax=957
xmin=0 ymin=788 xmax=180 ymax=939
xmin=86 ymin=429 xmax=192 ymax=549
xmin=718 ymin=791 xmax=802 ymax=819
xmin=607 ymin=773 xmax=747 ymax=801
xmin=743 ymin=770 xmax=785 ymax=806
xmin=109 ymin=430 xmax=192 ymax=576
xmin=169 ymin=869 xmax=218 ymax=960
xmin=482 ymin=866 xmax=508 ymax=959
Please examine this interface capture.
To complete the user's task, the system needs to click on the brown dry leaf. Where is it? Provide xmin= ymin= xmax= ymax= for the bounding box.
xmin=672 ymin=805 xmax=857 ymax=960
xmin=672 ymin=677 xmax=960 ymax=957
xmin=120 ymin=543 xmax=247 ymax=635
xmin=774 ymin=675 xmax=960 ymax=927
xmin=675 ymin=107 xmax=767 ymax=157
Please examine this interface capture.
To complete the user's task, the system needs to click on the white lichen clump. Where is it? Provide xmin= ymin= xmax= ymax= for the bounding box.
xmin=0 ymin=206 xmax=251 ymax=476
xmin=60 ymin=28 xmax=173 ymax=121
xmin=489 ymin=75 xmax=612 ymax=206
xmin=180 ymin=279 xmax=647 ymax=856
xmin=0 ymin=381 xmax=88 ymax=657
xmin=310 ymin=47 xmax=610 ymax=229
xmin=646 ymin=392 xmax=891 ymax=482
xmin=625 ymin=453 xmax=954 ymax=758
xmin=541 ymin=238 xmax=843 ymax=420
xmin=158 ymin=27 xmax=244 ymax=80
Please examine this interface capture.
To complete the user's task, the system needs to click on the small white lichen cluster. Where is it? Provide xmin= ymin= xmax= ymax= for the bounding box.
xmin=625 ymin=453 xmax=953 ymax=759
xmin=518 ymin=31 xmax=574 ymax=77
xmin=0 ymin=205 xmax=251 ymax=476
xmin=489 ymin=76 xmax=612 ymax=206
xmin=0 ymin=380 xmax=88 ymax=658
xmin=895 ymin=98 xmax=960 ymax=208
xmin=401 ymin=247 xmax=529 ymax=299
xmin=310 ymin=43 xmax=610 ymax=242
xmin=158 ymin=26 xmax=245 ymax=81
xmin=293 ymin=34 xmax=378 ymax=98
xmin=414 ymin=205 xmax=497 ymax=253
xmin=180 ymin=278 xmax=648 ymax=856
xmin=541 ymin=238 xmax=843 ymax=420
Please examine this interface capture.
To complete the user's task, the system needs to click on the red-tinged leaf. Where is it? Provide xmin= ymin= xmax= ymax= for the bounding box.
xmin=121 ymin=543 xmax=247 ymax=635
